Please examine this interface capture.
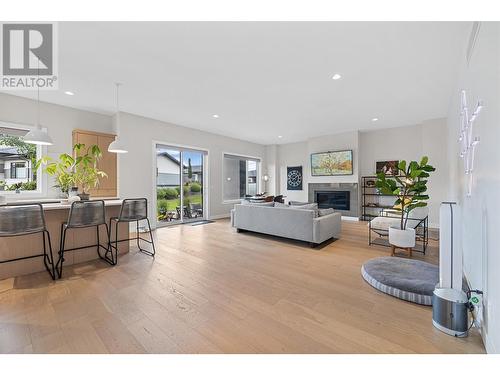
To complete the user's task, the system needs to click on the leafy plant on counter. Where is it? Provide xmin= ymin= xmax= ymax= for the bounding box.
xmin=36 ymin=143 xmax=107 ymax=195
xmin=72 ymin=144 xmax=107 ymax=194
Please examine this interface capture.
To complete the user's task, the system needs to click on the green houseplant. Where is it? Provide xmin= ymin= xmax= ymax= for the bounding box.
xmin=36 ymin=143 xmax=107 ymax=199
xmin=72 ymin=143 xmax=107 ymax=200
xmin=375 ymin=157 xmax=435 ymax=249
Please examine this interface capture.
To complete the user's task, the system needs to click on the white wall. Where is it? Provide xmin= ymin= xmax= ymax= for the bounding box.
xmin=446 ymin=22 xmax=500 ymax=353
xmin=359 ymin=119 xmax=448 ymax=227
xmin=273 ymin=125 xmax=446 ymax=226
xmin=117 ymin=112 xmax=265 ymax=222
xmin=0 ymin=93 xmax=113 ymax=198
xmin=272 ymin=131 xmax=359 ymax=203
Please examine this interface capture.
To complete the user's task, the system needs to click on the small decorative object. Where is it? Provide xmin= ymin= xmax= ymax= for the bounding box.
xmin=376 ymin=160 xmax=399 ymax=176
xmin=458 ymin=90 xmax=483 ymax=197
xmin=287 ymin=166 xmax=303 ymax=190
xmin=311 ymin=150 xmax=353 ymax=176
xmin=375 ymin=157 xmax=436 ymax=251
xmin=366 ymin=180 xmax=376 ymax=187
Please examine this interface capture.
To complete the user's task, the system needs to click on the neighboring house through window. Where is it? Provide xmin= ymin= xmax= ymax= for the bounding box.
xmin=0 ymin=124 xmax=42 ymax=193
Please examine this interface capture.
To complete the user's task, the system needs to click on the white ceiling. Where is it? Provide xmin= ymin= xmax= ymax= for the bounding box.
xmin=3 ymin=22 xmax=470 ymax=145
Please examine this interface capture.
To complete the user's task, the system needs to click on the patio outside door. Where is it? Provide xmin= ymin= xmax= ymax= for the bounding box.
xmin=155 ymin=144 xmax=206 ymax=226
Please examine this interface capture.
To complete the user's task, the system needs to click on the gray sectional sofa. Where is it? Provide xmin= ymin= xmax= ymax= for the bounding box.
xmin=230 ymin=202 xmax=341 ymax=247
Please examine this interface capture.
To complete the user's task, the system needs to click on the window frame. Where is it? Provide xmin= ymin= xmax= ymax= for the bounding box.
xmin=222 ymin=152 xmax=261 ymax=203
xmin=0 ymin=121 xmax=48 ymax=198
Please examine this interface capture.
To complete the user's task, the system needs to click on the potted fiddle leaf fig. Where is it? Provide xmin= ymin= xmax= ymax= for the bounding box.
xmin=72 ymin=143 xmax=107 ymax=200
xmin=375 ymin=157 xmax=435 ymax=249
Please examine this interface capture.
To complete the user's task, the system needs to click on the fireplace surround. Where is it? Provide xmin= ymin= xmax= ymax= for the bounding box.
xmin=308 ymin=183 xmax=359 ymax=218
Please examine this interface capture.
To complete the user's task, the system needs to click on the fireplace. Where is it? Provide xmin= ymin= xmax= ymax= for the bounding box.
xmin=315 ymin=191 xmax=350 ymax=210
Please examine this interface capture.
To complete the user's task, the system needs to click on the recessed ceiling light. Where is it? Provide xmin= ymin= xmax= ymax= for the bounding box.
xmin=371 ymin=118 xmax=379 ymax=122
xmin=212 ymin=114 xmax=219 ymax=119
xmin=278 ymin=135 xmax=283 ymax=139
xmin=64 ymin=91 xmax=75 ymax=96
xmin=331 ymin=74 xmax=342 ymax=80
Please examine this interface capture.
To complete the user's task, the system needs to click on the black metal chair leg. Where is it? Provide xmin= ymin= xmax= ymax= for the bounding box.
xmin=56 ymin=226 xmax=68 ymax=279
xmin=147 ymin=218 xmax=156 ymax=257
xmin=136 ymin=220 xmax=141 ymax=250
xmin=97 ymin=223 xmax=116 ymax=266
xmin=42 ymin=230 xmax=56 ymax=280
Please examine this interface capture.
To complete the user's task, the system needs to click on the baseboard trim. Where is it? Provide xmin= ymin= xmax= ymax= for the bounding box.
xmin=210 ymin=213 xmax=230 ymax=220
xmin=341 ymin=216 xmax=359 ymax=221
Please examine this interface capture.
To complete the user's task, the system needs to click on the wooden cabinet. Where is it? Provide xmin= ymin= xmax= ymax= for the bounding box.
xmin=72 ymin=129 xmax=117 ymax=197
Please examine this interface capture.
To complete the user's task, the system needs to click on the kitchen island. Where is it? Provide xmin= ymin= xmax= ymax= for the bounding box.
xmin=0 ymin=199 xmax=130 ymax=280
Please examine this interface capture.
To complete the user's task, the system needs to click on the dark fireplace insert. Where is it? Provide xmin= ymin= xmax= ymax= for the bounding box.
xmin=315 ymin=191 xmax=350 ymax=211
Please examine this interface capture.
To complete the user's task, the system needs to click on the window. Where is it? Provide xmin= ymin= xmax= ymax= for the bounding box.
xmin=0 ymin=125 xmax=41 ymax=193
xmin=223 ymin=154 xmax=260 ymax=201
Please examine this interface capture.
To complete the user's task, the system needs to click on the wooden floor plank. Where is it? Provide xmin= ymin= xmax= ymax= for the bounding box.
xmin=0 ymin=219 xmax=485 ymax=353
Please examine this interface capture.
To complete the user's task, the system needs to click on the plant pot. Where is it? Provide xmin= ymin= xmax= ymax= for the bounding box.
xmin=389 ymin=226 xmax=415 ymax=248
xmin=77 ymin=193 xmax=90 ymax=201
xmin=68 ymin=187 xmax=78 ymax=197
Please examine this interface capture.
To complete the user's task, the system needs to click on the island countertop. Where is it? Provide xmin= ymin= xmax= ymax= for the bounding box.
xmin=3 ymin=197 xmax=123 ymax=210
xmin=0 ymin=198 xmax=129 ymax=280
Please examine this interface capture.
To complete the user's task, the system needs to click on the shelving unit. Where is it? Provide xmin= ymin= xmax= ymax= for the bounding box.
xmin=360 ymin=175 xmax=399 ymax=221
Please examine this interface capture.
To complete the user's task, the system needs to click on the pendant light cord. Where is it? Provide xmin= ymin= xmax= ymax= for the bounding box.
xmin=115 ymin=82 xmax=121 ymax=134
xmin=37 ymin=59 xmax=41 ymax=129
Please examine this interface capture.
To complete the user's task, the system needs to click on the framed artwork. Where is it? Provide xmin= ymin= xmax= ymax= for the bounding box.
xmin=287 ymin=166 xmax=303 ymax=190
xmin=376 ymin=160 xmax=399 ymax=176
xmin=310 ymin=150 xmax=353 ymax=176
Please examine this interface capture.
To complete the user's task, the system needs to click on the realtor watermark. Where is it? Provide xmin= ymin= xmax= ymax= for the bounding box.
xmin=0 ymin=22 xmax=58 ymax=90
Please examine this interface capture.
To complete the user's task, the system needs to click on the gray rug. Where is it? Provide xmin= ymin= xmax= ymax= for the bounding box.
xmin=361 ymin=256 xmax=439 ymax=305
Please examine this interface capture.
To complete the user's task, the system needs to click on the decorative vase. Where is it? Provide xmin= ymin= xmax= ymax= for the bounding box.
xmin=388 ymin=226 xmax=415 ymax=248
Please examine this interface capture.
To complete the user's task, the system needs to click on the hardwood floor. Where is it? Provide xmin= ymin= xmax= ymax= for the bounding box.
xmin=0 ymin=219 xmax=485 ymax=354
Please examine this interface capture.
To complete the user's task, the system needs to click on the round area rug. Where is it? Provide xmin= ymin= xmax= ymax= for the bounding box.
xmin=361 ymin=256 xmax=439 ymax=305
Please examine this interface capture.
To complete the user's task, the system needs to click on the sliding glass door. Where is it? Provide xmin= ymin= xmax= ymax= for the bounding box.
xmin=156 ymin=144 xmax=205 ymax=226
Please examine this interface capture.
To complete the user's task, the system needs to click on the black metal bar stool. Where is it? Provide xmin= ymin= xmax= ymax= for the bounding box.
xmin=108 ymin=198 xmax=156 ymax=257
xmin=56 ymin=200 xmax=115 ymax=278
xmin=0 ymin=204 xmax=56 ymax=280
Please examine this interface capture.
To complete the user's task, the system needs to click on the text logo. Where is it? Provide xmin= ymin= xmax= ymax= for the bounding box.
xmin=1 ymin=22 xmax=58 ymax=89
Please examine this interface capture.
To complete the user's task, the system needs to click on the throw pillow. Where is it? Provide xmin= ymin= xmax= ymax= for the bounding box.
xmin=288 ymin=201 xmax=310 ymax=206
xmin=318 ymin=208 xmax=334 ymax=216
xmin=292 ymin=203 xmax=318 ymax=211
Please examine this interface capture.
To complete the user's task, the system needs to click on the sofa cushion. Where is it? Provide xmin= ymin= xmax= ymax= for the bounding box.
xmin=318 ymin=208 xmax=334 ymax=217
xmin=274 ymin=202 xmax=289 ymax=208
xmin=241 ymin=200 xmax=275 ymax=207
xmin=291 ymin=203 xmax=318 ymax=211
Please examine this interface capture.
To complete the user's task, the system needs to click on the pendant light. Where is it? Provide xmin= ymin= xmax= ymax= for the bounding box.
xmin=23 ymin=64 xmax=54 ymax=145
xmin=108 ymin=82 xmax=128 ymax=153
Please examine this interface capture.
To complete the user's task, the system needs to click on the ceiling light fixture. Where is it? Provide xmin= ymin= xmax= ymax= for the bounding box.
xmin=108 ymin=83 xmax=128 ymax=154
xmin=212 ymin=114 xmax=219 ymax=119
xmin=371 ymin=118 xmax=379 ymax=122
xmin=24 ymin=62 xmax=54 ymax=146
xmin=278 ymin=135 xmax=283 ymax=139
xmin=64 ymin=91 xmax=75 ymax=96
xmin=331 ymin=74 xmax=342 ymax=80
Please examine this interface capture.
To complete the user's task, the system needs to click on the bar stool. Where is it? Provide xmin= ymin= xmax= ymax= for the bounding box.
xmin=56 ymin=200 xmax=115 ymax=278
xmin=0 ymin=204 xmax=56 ymax=280
xmin=108 ymin=198 xmax=156 ymax=257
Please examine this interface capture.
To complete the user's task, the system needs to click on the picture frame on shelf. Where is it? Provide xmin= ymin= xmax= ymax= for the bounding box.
xmin=375 ymin=160 xmax=399 ymax=176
